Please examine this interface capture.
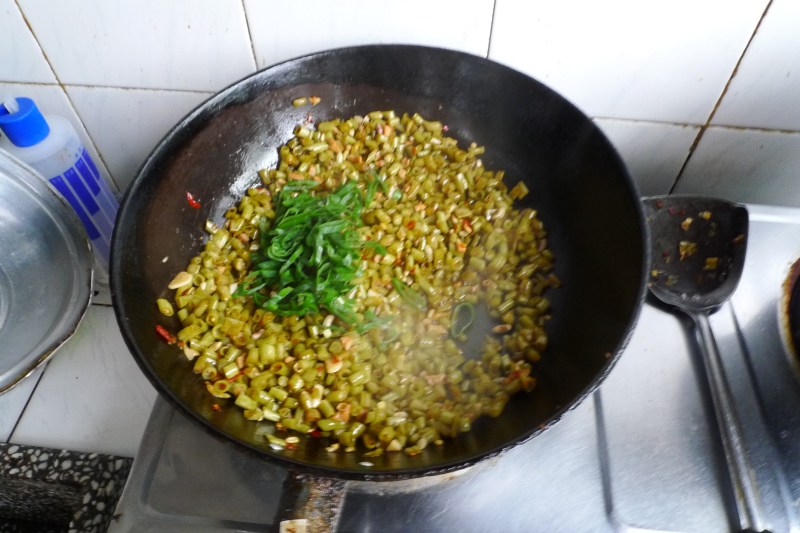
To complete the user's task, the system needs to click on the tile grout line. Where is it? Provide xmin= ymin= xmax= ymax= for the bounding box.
xmin=12 ymin=0 xmax=59 ymax=89
xmin=12 ymin=0 xmax=123 ymax=191
xmin=486 ymin=0 xmax=498 ymax=58
xmin=240 ymin=0 xmax=260 ymax=71
xmin=7 ymin=366 xmax=48 ymax=442
xmin=668 ymin=0 xmax=775 ymax=194
xmin=0 ymin=79 xmax=214 ymax=95
xmin=592 ymin=116 xmax=800 ymax=136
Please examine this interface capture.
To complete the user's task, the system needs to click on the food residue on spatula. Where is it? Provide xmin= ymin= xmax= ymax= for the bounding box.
xmin=679 ymin=240 xmax=698 ymax=261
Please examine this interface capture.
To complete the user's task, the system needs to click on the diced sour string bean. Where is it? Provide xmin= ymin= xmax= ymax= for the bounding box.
xmin=160 ymin=110 xmax=559 ymax=456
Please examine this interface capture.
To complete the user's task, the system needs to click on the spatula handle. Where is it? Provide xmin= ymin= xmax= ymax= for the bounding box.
xmin=692 ymin=311 xmax=766 ymax=532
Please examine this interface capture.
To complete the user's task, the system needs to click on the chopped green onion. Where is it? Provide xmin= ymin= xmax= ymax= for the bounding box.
xmin=236 ymin=179 xmax=372 ymax=323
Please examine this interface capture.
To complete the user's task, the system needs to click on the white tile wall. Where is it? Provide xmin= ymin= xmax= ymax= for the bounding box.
xmin=674 ymin=127 xmax=800 ymax=207
xmin=11 ymin=306 xmax=157 ymax=457
xmin=490 ymin=0 xmax=769 ymax=124
xmin=712 ymin=0 xmax=800 ymax=131
xmin=244 ymin=0 xmax=495 ymax=69
xmin=18 ymin=0 xmax=256 ymax=91
xmin=1 ymin=0 xmax=53 ymax=83
xmin=594 ymin=119 xmax=700 ymax=196
xmin=66 ymin=86 xmax=212 ymax=190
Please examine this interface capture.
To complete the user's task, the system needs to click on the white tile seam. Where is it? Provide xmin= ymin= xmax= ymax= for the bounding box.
xmin=11 ymin=0 xmax=58 ymax=85
xmin=593 ymin=117 xmax=704 ymax=129
xmin=594 ymin=116 xmax=800 ymax=136
xmin=701 ymin=124 xmax=800 ymax=136
xmin=7 ymin=366 xmax=47 ymax=443
xmin=670 ymin=0 xmax=776 ymax=194
xmin=240 ymin=0 xmax=259 ymax=70
xmin=0 ymin=80 xmax=215 ymax=95
xmin=486 ymin=0 xmax=498 ymax=59
xmin=702 ymin=0 xmax=776 ymax=128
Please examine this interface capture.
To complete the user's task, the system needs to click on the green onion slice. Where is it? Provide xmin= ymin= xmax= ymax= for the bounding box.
xmin=236 ymin=179 xmax=373 ymax=323
xmin=450 ymin=302 xmax=476 ymax=339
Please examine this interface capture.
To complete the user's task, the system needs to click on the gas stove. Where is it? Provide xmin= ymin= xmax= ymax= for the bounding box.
xmin=109 ymin=204 xmax=800 ymax=533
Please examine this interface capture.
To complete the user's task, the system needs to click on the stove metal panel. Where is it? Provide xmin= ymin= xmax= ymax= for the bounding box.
xmin=110 ymin=204 xmax=800 ymax=533
xmin=728 ymin=205 xmax=800 ymax=528
xmin=599 ymin=306 xmax=729 ymax=533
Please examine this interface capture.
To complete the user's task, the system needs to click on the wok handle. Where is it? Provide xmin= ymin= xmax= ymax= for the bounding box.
xmin=692 ymin=311 xmax=767 ymax=533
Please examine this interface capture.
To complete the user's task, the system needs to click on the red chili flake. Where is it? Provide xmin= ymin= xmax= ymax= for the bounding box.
xmin=462 ymin=218 xmax=473 ymax=233
xmin=285 ymin=442 xmax=298 ymax=450
xmin=186 ymin=192 xmax=201 ymax=209
xmin=654 ymin=199 xmax=665 ymax=209
xmin=310 ymin=429 xmax=322 ymax=438
xmin=155 ymin=324 xmax=176 ymax=344
xmin=211 ymin=404 xmax=221 ymax=412
xmin=406 ymin=220 xmax=416 ymax=230
xmin=442 ymin=124 xmax=449 ymax=132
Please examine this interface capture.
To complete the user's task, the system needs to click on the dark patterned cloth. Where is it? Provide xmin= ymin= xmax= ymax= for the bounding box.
xmin=0 ymin=443 xmax=132 ymax=532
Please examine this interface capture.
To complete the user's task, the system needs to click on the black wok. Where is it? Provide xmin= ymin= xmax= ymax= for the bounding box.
xmin=111 ymin=45 xmax=648 ymax=481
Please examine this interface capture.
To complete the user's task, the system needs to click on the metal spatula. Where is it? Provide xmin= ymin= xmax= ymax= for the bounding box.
xmin=643 ymin=195 xmax=765 ymax=532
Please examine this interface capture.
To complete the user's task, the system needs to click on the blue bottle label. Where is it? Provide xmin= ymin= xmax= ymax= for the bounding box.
xmin=49 ymin=174 xmax=101 ymax=239
xmin=75 ymin=155 xmax=100 ymax=195
xmin=64 ymin=166 xmax=100 ymax=214
xmin=46 ymin=149 xmax=118 ymax=268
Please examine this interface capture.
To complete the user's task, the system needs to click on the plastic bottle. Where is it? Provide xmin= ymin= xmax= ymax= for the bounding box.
xmin=0 ymin=96 xmax=118 ymax=284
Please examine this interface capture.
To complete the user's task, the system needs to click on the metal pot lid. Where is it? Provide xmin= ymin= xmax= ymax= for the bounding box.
xmin=0 ymin=150 xmax=93 ymax=393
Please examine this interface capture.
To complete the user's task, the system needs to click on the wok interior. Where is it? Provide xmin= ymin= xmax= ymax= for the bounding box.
xmin=112 ymin=46 xmax=647 ymax=479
